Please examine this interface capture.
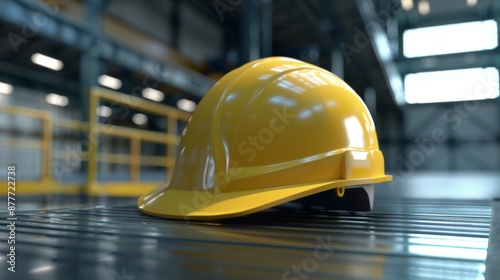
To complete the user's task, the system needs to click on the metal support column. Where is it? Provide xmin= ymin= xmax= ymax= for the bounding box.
xmin=42 ymin=115 xmax=53 ymax=183
xmin=447 ymin=119 xmax=457 ymax=171
xmin=261 ymin=0 xmax=273 ymax=57
xmin=82 ymin=0 xmax=105 ymax=185
xmin=81 ymin=0 xmax=105 ymax=121
xmin=331 ymin=48 xmax=344 ymax=79
xmin=171 ymin=0 xmax=180 ymax=49
xmin=240 ymin=0 xmax=260 ymax=64
xmin=364 ymin=87 xmax=377 ymax=122
xmin=398 ymin=109 xmax=406 ymax=169
xmin=387 ymin=17 xmax=399 ymax=58
xmin=495 ymin=0 xmax=500 ymax=171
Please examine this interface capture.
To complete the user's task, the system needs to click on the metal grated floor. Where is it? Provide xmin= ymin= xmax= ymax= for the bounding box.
xmin=1 ymin=196 xmax=498 ymax=280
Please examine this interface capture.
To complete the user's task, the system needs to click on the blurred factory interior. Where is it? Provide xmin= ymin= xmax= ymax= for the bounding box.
xmin=0 ymin=0 xmax=500 ymax=279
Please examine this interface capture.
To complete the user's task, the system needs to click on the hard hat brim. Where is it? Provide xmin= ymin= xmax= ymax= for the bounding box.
xmin=137 ymin=175 xmax=392 ymax=221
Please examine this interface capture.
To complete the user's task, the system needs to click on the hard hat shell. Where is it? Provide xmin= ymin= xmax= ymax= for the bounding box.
xmin=138 ymin=57 xmax=392 ymax=220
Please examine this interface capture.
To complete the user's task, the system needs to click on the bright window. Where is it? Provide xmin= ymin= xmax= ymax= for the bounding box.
xmin=403 ymin=20 xmax=498 ymax=58
xmin=404 ymin=67 xmax=499 ymax=104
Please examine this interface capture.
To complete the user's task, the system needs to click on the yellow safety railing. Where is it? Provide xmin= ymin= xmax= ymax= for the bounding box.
xmin=0 ymin=87 xmax=190 ymax=196
xmin=86 ymin=87 xmax=190 ymax=195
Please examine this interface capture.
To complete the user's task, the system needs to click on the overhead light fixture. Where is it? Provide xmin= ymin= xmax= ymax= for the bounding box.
xmin=45 ymin=93 xmax=69 ymax=107
xmin=467 ymin=0 xmax=477 ymax=7
xmin=401 ymin=0 xmax=414 ymax=11
xmin=96 ymin=105 xmax=112 ymax=117
xmin=418 ymin=0 xmax=430 ymax=15
xmin=176 ymin=98 xmax=196 ymax=112
xmin=28 ymin=265 xmax=54 ymax=274
xmin=98 ymin=75 xmax=122 ymax=90
xmin=132 ymin=113 xmax=148 ymax=125
xmin=403 ymin=20 xmax=498 ymax=58
xmin=404 ymin=67 xmax=499 ymax=104
xmin=31 ymin=53 xmax=63 ymax=71
xmin=0 ymin=82 xmax=13 ymax=95
xmin=141 ymin=87 xmax=164 ymax=102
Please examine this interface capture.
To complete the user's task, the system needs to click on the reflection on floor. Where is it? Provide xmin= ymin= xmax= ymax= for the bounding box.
xmin=0 ymin=195 xmax=496 ymax=280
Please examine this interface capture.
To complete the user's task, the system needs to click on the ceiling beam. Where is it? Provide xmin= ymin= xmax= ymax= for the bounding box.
xmin=402 ymin=11 xmax=491 ymax=29
xmin=398 ymin=49 xmax=500 ymax=74
xmin=0 ymin=0 xmax=214 ymax=97
xmin=355 ymin=0 xmax=405 ymax=105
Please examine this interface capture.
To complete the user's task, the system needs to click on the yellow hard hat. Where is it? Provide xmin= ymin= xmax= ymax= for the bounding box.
xmin=138 ymin=57 xmax=392 ymax=220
